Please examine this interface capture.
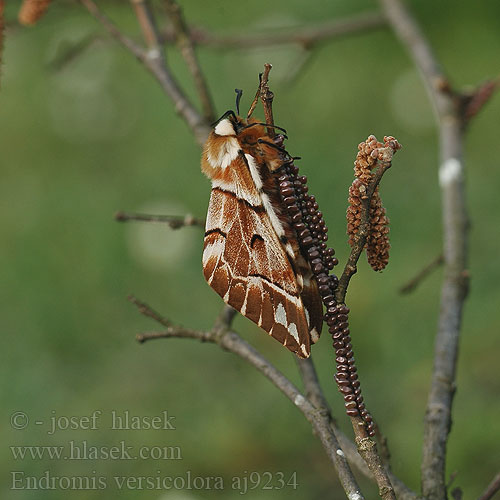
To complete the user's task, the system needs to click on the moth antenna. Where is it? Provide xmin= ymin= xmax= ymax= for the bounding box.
xmin=211 ymin=109 xmax=236 ymax=128
xmin=243 ymin=122 xmax=288 ymax=137
xmin=234 ymin=89 xmax=243 ymax=116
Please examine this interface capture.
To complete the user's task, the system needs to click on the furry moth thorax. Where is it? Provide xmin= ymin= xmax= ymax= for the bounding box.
xmin=201 ymin=110 xmax=323 ymax=358
xmin=202 ymin=112 xmax=288 ymax=179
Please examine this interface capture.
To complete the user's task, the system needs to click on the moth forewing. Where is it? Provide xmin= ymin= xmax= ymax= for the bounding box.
xmin=201 ymin=113 xmax=322 ymax=358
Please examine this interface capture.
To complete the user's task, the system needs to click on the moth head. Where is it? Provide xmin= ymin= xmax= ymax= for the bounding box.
xmin=202 ymin=111 xmax=244 ymax=179
xmin=212 ymin=110 xmax=245 ymax=137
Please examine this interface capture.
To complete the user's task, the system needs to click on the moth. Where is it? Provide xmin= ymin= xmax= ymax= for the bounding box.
xmin=201 ymin=98 xmax=324 ymax=358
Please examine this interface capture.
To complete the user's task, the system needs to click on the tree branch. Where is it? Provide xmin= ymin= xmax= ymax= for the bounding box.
xmin=379 ymin=1 xmax=472 ymax=498
xmin=336 ymin=429 xmax=418 ymax=500
xmin=399 ymin=253 xmax=444 ymax=294
xmin=115 ymin=211 xmax=205 ymax=228
xmin=130 ymin=0 xmax=161 ymax=50
xmin=161 ymin=12 xmax=386 ymax=50
xmin=164 ymin=0 xmax=216 ymax=123
xmin=379 ymin=0 xmax=452 ymax=122
xmin=246 ymin=63 xmax=276 ymax=137
xmin=296 ymin=358 xmax=333 ymax=418
xmin=259 ymin=64 xmax=276 ymax=138
xmin=213 ymin=304 xmax=238 ymax=331
xmin=79 ymin=0 xmax=210 ymax=146
xmin=78 ymin=0 xmax=146 ymax=60
xmin=463 ymin=78 xmax=500 ymax=125
xmin=46 ymin=31 xmax=104 ymax=72
xmin=477 ymin=472 xmax=500 ymax=500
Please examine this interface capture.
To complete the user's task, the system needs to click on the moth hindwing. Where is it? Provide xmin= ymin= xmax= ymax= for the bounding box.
xmin=201 ymin=113 xmax=323 ymax=358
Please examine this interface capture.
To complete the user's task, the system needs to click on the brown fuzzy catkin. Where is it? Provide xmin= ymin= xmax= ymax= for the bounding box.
xmin=347 ymin=135 xmax=396 ymax=271
xmin=354 ymin=134 xmax=384 ymax=185
xmin=346 ymin=178 xmax=365 ymax=246
xmin=18 ymin=0 xmax=51 ymax=26
xmin=366 ymin=188 xmax=390 ymax=271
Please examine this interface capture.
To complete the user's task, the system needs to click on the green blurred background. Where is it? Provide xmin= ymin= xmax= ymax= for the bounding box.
xmin=1 ymin=0 xmax=499 ymax=498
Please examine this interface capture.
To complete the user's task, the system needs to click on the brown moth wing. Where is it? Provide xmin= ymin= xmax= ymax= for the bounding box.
xmin=203 ymin=186 xmax=312 ymax=358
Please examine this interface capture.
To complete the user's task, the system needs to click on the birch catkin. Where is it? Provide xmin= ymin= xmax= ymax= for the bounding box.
xmin=347 ymin=135 xmax=395 ymax=272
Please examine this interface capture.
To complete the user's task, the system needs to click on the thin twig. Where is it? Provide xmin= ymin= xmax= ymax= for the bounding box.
xmin=379 ymin=1 xmax=472 ymax=499
xmin=282 ymin=50 xmax=314 ymax=86
xmin=259 ymin=63 xmax=276 ymax=138
xmin=79 ymin=0 xmax=210 ymax=145
xmin=128 ymin=294 xmax=172 ymax=328
xmin=379 ymin=0 xmax=453 ymax=123
xmin=463 ymin=78 xmax=500 ymax=125
xmin=136 ymin=327 xmax=211 ymax=343
xmin=246 ymin=63 xmax=273 ymax=124
xmin=247 ymin=74 xmax=263 ymax=120
xmin=115 ymin=211 xmax=205 ymax=229
xmin=130 ymin=0 xmax=161 ymax=50
xmin=296 ymin=358 xmax=333 ymax=418
xmin=213 ymin=304 xmax=238 ymax=331
xmin=164 ymin=0 xmax=216 ymax=122
xmin=161 ymin=12 xmax=386 ymax=50
xmin=399 ymin=253 xmax=444 ymax=294
xmin=478 ymin=472 xmax=500 ymax=500
xmin=78 ymin=0 xmax=146 ymax=60
xmin=47 ymin=32 xmax=104 ymax=71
